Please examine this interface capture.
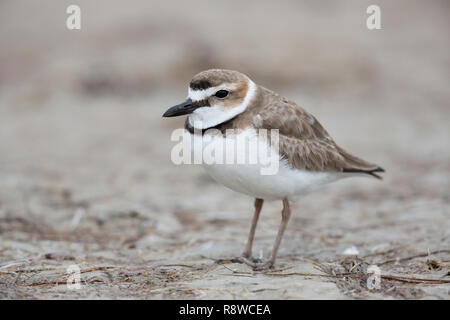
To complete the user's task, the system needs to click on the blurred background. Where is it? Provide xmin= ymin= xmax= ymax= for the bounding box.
xmin=0 ymin=0 xmax=448 ymax=299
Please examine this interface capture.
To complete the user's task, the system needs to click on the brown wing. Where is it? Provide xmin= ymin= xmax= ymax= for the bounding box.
xmin=256 ymin=98 xmax=384 ymax=178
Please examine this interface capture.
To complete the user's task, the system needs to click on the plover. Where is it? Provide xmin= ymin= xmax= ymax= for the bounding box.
xmin=163 ymin=69 xmax=384 ymax=270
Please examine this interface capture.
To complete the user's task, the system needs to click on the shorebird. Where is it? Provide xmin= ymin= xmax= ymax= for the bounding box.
xmin=163 ymin=69 xmax=384 ymax=270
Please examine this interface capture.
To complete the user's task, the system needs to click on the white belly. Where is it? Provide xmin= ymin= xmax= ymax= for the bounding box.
xmin=184 ymin=129 xmax=344 ymax=201
xmin=203 ymin=161 xmax=342 ymax=201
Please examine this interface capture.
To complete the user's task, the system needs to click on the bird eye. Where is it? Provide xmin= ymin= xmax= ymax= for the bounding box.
xmin=215 ymin=90 xmax=229 ymax=98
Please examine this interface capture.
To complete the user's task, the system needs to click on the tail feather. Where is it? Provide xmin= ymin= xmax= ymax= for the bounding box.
xmin=336 ymin=146 xmax=385 ymax=179
xmin=343 ymin=166 xmax=385 ymax=179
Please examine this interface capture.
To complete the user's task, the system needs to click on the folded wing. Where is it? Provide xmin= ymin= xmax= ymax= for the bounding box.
xmin=256 ymin=99 xmax=384 ymax=179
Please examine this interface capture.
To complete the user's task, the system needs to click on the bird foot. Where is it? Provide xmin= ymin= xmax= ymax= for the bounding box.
xmin=251 ymin=260 xmax=274 ymax=271
xmin=239 ymin=257 xmax=275 ymax=271
xmin=214 ymin=257 xmax=243 ymax=265
xmin=214 ymin=255 xmax=263 ymax=265
xmin=215 ymin=256 xmax=274 ymax=271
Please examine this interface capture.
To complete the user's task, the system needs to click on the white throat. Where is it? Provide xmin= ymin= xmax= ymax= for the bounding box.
xmin=187 ymin=80 xmax=257 ymax=130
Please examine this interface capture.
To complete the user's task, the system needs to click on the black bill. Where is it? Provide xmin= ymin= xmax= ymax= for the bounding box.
xmin=162 ymin=98 xmax=197 ymax=117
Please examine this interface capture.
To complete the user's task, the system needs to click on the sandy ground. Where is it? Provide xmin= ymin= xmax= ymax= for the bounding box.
xmin=0 ymin=0 xmax=449 ymax=299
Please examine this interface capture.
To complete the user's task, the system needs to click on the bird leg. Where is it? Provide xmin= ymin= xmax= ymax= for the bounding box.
xmin=215 ymin=198 xmax=263 ymax=265
xmin=217 ymin=198 xmax=292 ymax=271
xmin=251 ymin=198 xmax=292 ymax=271
xmin=241 ymin=198 xmax=263 ymax=260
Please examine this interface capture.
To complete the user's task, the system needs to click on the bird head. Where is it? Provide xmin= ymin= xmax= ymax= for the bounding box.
xmin=163 ymin=69 xmax=257 ymax=129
